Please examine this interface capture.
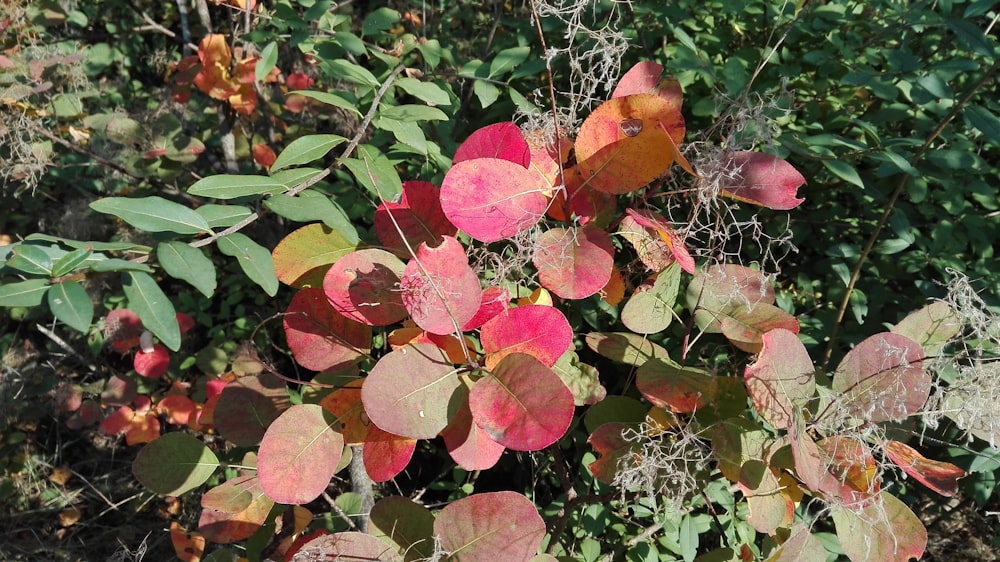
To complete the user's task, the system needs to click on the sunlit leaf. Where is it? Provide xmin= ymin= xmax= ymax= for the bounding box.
xmin=461 ymin=286 xmax=510 ymax=331
xmin=362 ymin=343 xmax=460 ymax=439
xmin=584 ymin=332 xmax=670 ymax=366
xmin=718 ymin=151 xmax=805 ymax=210
xmin=47 ymin=280 xmax=93 ymax=332
xmin=831 ymin=332 xmax=927 ymax=422
xmin=133 ymin=432 xmax=219 ymax=496
xmin=258 ymin=404 xmax=343 ymax=504
xmin=624 ymin=209 xmax=695 ymax=274
xmin=441 ymin=389 xmax=506 ymax=471
xmin=744 ymin=328 xmax=815 ymax=430
xmin=883 ymin=440 xmax=965 ymax=497
xmin=637 ymin=359 xmax=717 ymax=413
xmin=273 ymin=223 xmax=357 ymax=289
xmin=324 ymin=249 xmax=407 ymax=326
xmin=480 ymin=304 xmax=573 ymax=369
xmin=469 ymin=353 xmax=574 ymax=451
xmin=400 ymin=236 xmax=481 ymax=335
xmin=435 ymin=492 xmax=546 ymax=562
xmin=263 ymin=191 xmax=359 ymax=245
xmin=0 ymin=279 xmax=50 ymax=307
xmin=612 ymin=61 xmax=683 ymax=111
xmin=817 ymin=436 xmax=881 ymax=507
xmin=533 ymin=225 xmax=614 ymax=300
xmin=686 ymin=264 xmax=775 ymax=333
xmin=764 ymin=526 xmax=827 ymax=562
xmin=552 ymin=349 xmax=606 ymax=406
xmin=217 ymin=232 xmax=279 ymax=297
xmin=285 ymin=531 xmax=402 ymax=561
xmin=440 ymin=158 xmax=548 ymax=243
xmin=832 ymin=492 xmax=926 ymax=562
xmin=362 ymin=425 xmax=417 ymax=482
xmin=342 ymin=144 xmax=402 ymax=202
xmin=158 ymin=241 xmax=217 ymax=298
xmin=575 ymin=93 xmax=685 ymax=194
xmin=621 ymin=264 xmax=681 ymax=335
xmin=721 ymin=302 xmax=799 ymax=353
xmin=270 ymin=133 xmax=346 ymax=172
xmin=318 ymin=379 xmax=367 ymax=445
xmin=123 ymin=271 xmax=181 ymax=351
xmin=891 ymin=301 xmax=961 ymax=356
xmin=90 ymin=196 xmax=211 ymax=234
xmin=133 ymin=343 xmax=170 ymax=378
xmin=198 ymin=474 xmax=274 ymax=544
xmin=453 ymin=122 xmax=530 ymax=167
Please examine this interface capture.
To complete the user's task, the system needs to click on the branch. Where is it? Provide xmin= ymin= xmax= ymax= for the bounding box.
xmin=190 ymin=65 xmax=405 ymax=249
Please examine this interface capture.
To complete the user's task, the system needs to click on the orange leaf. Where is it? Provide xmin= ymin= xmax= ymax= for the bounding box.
xmin=884 ymin=440 xmax=966 ymax=496
xmin=170 ymin=522 xmax=206 ymax=562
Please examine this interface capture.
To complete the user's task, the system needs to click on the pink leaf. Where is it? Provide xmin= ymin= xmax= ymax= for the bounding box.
xmin=686 ymin=264 xmax=775 ymax=333
xmin=363 ymin=424 xmax=416 ymax=482
xmin=612 ymin=61 xmax=684 ymax=110
xmin=134 ymin=343 xmax=170 ymax=378
xmin=284 ymin=531 xmax=402 ymax=562
xmin=461 ymin=286 xmax=509 ymax=331
xmin=283 ymin=288 xmax=371 ymax=371
xmin=832 ymin=332 xmax=928 ymax=422
xmin=257 ymin=404 xmax=343 ymax=504
xmin=441 ymin=394 xmax=506 ymax=470
xmin=480 ymin=305 xmax=573 ymax=369
xmin=361 ymin=343 xmax=460 ymax=439
xmin=469 ymin=353 xmax=574 ymax=451
xmin=744 ymin=329 xmax=815 ymax=430
xmin=374 ymin=180 xmax=456 ymax=253
xmin=434 ymin=492 xmax=546 ymax=562
xmin=884 ymin=440 xmax=965 ymax=497
xmin=624 ymin=209 xmax=695 ymax=274
xmin=440 ymin=158 xmax=548 ymax=243
xmin=323 ymin=249 xmax=408 ymax=326
xmin=588 ymin=422 xmax=636 ymax=483
xmin=719 ymin=151 xmax=805 ymax=210
xmin=533 ymin=226 xmax=614 ymax=300
xmin=453 ymin=122 xmax=530 ymax=167
xmin=721 ymin=303 xmax=800 ymax=353
xmin=400 ymin=236 xmax=482 ymax=335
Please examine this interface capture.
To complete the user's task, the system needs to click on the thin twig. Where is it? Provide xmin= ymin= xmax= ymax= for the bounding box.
xmin=35 ymin=323 xmax=97 ymax=373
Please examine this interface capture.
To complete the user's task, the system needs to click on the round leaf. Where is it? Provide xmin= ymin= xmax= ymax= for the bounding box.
xmin=435 ymin=491 xmax=546 ymax=562
xmin=258 ymin=404 xmax=344 ymax=504
xmin=400 ymin=236 xmax=481 ymax=335
xmin=533 ymin=226 xmax=614 ymax=300
xmin=831 ymin=332 xmax=927 ymax=422
xmin=480 ymin=305 xmax=573 ymax=369
xmin=440 ymin=158 xmax=547 ymax=243
xmin=133 ymin=433 xmax=219 ymax=496
xmin=283 ymin=288 xmax=371 ymax=371
xmin=324 ymin=249 xmax=408 ymax=326
xmin=453 ymin=122 xmax=530 ymax=167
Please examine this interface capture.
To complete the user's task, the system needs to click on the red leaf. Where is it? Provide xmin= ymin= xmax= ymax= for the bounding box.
xmin=533 ymin=225 xmax=614 ymax=299
xmin=374 ymin=180 xmax=456 ymax=254
xmin=440 ymin=158 xmax=548 ymax=243
xmin=318 ymin=379 xmax=367 ymax=445
xmin=362 ymin=424 xmax=416 ymax=482
xmin=637 ymin=359 xmax=717 ymax=413
xmin=613 ymin=62 xmax=684 ymax=111
xmin=744 ymin=329 xmax=815 ymax=430
xmin=721 ymin=302 xmax=800 ymax=353
xmin=134 ymin=343 xmax=170 ymax=378
xmin=283 ymin=288 xmax=371 ymax=371
xmin=170 ymin=522 xmax=205 ymax=562
xmin=469 ymin=353 xmax=574 ymax=451
xmin=400 ymin=236 xmax=482 ymax=335
xmin=575 ymin=94 xmax=686 ymax=194
xmin=198 ymin=475 xmax=275 ymax=544
xmin=587 ymin=422 xmax=636 ymax=483
xmin=884 ymin=440 xmax=965 ymax=497
xmin=461 ymin=286 xmax=509 ymax=331
xmin=286 ymin=71 xmax=314 ymax=90
xmin=105 ymin=308 xmax=144 ymax=352
xmin=434 ymin=492 xmax=546 ymax=562
xmin=718 ymin=151 xmax=805 ymax=210
xmin=525 ymin=130 xmax=573 ymax=190
xmin=157 ymin=395 xmax=197 ymax=426
xmin=453 ymin=122 xmax=530 ymax=167
xmin=831 ymin=332 xmax=928 ymax=422
xmin=624 ymin=209 xmax=695 ymax=274
xmin=252 ymin=143 xmax=276 ymax=168
xmin=258 ymin=404 xmax=343 ymax=504
xmin=817 ymin=436 xmax=881 ymax=507
xmin=362 ymin=343 xmax=460 ymax=439
xmin=323 ymin=249 xmax=408 ymax=326
xmin=283 ymin=531 xmax=401 ymax=562
xmin=441 ymin=392 xmax=506 ymax=470
xmin=480 ymin=305 xmax=573 ymax=369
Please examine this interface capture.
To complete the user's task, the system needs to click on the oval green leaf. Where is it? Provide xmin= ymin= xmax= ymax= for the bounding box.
xmin=217 ymin=233 xmax=279 ymax=297
xmin=47 ymin=280 xmax=94 ymax=332
xmin=132 ymin=432 xmax=219 ymax=496
xmin=90 ymin=196 xmax=211 ymax=234
xmin=271 ymin=134 xmax=347 ymax=172
xmin=123 ymin=271 xmax=181 ymax=351
xmin=158 ymin=241 xmax=217 ymax=298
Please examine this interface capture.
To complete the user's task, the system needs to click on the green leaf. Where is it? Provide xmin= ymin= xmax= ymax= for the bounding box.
xmin=965 ymin=105 xmax=1000 ymax=142
xmin=271 ymin=134 xmax=347 ymax=172
xmin=195 ymin=204 xmax=253 ymax=228
xmin=158 ymin=242 xmax=217 ymax=298
xmin=679 ymin=514 xmax=698 ymax=562
xmin=51 ymin=248 xmax=93 ymax=278
xmin=822 ymin=159 xmax=865 ymax=188
xmin=361 ymin=7 xmax=399 ymax=36
xmin=133 ymin=433 xmax=219 ymax=496
xmin=123 ymin=271 xmax=181 ymax=351
xmin=270 ymin=168 xmax=325 ymax=189
xmin=341 ymin=145 xmax=402 ymax=202
xmin=89 ymin=259 xmax=154 ymax=273
xmin=25 ymin=233 xmax=152 ymax=253
xmin=333 ymin=31 xmax=366 ymax=56
xmin=473 ymin=80 xmax=501 ymax=108
xmin=394 ymin=77 xmax=451 ymax=106
xmin=263 ymin=192 xmax=360 ymax=245
xmin=51 ymin=93 xmax=83 ymax=117
xmin=47 ymin=281 xmax=94 ymax=332
xmin=289 ymin=90 xmax=361 ymax=116
xmin=188 ymin=175 xmax=290 ymax=199
xmin=5 ymin=244 xmax=53 ymax=275
xmin=947 ymin=19 xmax=996 ymax=57
xmin=489 ymin=46 xmax=531 ymax=78
xmin=0 ymin=279 xmax=50 ymax=307
xmin=217 ymin=233 xmax=279 ymax=297
xmin=379 ymin=104 xmax=449 ymax=122
xmin=324 ymin=59 xmax=379 ymax=88
xmin=90 ymin=196 xmax=211 ymax=234
xmin=256 ymin=41 xmax=278 ymax=83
